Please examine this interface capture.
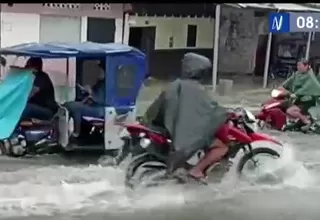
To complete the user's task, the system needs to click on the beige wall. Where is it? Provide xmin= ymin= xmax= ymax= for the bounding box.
xmin=129 ymin=15 xmax=214 ymax=50
xmin=129 ymin=7 xmax=269 ymax=74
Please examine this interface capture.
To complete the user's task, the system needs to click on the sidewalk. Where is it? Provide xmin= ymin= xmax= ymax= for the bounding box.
xmin=136 ymin=83 xmax=271 ymax=116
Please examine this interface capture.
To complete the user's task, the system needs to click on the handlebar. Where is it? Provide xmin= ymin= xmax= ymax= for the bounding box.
xmin=76 ymin=84 xmax=88 ymax=93
xmin=288 ymin=96 xmax=297 ymax=105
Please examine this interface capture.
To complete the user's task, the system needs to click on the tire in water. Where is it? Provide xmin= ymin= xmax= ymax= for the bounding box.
xmin=236 ymin=147 xmax=280 ymax=175
xmin=125 ymin=153 xmax=166 ymax=189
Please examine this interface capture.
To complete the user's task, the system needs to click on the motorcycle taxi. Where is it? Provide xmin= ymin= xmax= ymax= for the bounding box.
xmin=0 ymin=42 xmax=147 ymax=158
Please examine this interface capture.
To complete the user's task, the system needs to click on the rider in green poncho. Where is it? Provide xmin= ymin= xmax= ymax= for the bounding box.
xmin=281 ymin=59 xmax=320 ymax=130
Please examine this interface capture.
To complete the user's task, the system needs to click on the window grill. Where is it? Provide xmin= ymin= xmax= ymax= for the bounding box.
xmin=42 ymin=3 xmax=80 ymax=9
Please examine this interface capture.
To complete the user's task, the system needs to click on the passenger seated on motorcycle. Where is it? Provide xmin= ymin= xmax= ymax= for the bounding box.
xmin=281 ymin=58 xmax=320 ymax=131
xmin=143 ymin=53 xmax=230 ymax=182
xmin=21 ymin=57 xmax=58 ymax=121
xmin=64 ymin=62 xmax=105 ymax=138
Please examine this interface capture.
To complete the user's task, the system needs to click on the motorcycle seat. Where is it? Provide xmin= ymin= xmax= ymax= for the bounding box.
xmin=82 ymin=116 xmax=104 ymax=127
xmin=20 ymin=118 xmax=52 ymax=127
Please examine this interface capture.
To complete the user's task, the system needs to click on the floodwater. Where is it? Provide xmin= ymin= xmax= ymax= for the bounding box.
xmin=0 ymin=130 xmax=320 ymax=220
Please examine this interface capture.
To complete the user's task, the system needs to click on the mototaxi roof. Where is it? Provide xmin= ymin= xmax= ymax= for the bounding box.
xmin=0 ymin=41 xmax=145 ymax=58
xmin=0 ymin=42 xmax=147 ymax=107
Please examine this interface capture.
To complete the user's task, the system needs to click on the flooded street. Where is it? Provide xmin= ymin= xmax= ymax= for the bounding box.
xmin=0 ymin=130 xmax=320 ymax=220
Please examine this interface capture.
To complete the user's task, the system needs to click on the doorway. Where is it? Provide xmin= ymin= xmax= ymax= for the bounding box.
xmin=254 ymin=35 xmax=269 ymax=76
xmin=129 ymin=27 xmax=156 ymax=77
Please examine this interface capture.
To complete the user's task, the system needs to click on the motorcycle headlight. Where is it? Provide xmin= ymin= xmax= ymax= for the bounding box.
xmin=140 ymin=138 xmax=151 ymax=149
xmin=271 ymin=89 xmax=282 ymax=98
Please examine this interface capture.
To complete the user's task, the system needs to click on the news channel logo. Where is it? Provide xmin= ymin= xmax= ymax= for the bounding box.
xmin=268 ymin=13 xmax=290 ymax=33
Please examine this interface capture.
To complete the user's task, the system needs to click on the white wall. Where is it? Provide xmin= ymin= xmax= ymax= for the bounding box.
xmin=115 ymin=18 xmax=123 ymax=43
xmin=1 ymin=12 xmax=40 ymax=47
xmin=129 ymin=15 xmax=214 ymax=50
xmin=0 ymin=13 xmax=40 ymax=77
xmin=114 ymin=14 xmax=129 ymax=44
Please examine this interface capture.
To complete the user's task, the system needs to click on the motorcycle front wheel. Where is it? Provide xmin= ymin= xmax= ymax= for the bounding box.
xmin=236 ymin=147 xmax=281 ymax=180
xmin=125 ymin=153 xmax=168 ymax=189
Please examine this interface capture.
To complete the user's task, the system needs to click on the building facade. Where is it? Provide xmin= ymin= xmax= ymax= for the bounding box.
xmin=0 ymin=3 xmax=126 ymax=100
xmin=127 ymin=4 xmax=270 ymax=80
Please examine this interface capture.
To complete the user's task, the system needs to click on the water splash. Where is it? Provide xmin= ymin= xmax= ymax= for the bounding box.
xmin=0 ymin=135 xmax=318 ymax=217
xmin=0 ymin=165 xmax=125 ymax=217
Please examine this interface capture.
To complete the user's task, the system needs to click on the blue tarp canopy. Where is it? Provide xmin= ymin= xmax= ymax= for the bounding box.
xmin=0 ymin=42 xmax=145 ymax=58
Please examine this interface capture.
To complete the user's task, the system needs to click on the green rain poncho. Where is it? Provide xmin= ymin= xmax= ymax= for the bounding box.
xmin=282 ymin=69 xmax=320 ymax=96
xmin=282 ymin=69 xmax=320 ymax=111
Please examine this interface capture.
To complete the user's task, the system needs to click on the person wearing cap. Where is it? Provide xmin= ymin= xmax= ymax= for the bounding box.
xmin=281 ymin=58 xmax=320 ymax=131
xmin=21 ymin=57 xmax=58 ymax=120
xmin=64 ymin=61 xmax=105 ymax=138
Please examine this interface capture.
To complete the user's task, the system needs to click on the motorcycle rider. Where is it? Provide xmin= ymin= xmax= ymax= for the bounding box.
xmin=281 ymin=58 xmax=320 ymax=130
xmin=143 ymin=53 xmax=230 ymax=182
xmin=22 ymin=57 xmax=58 ymax=120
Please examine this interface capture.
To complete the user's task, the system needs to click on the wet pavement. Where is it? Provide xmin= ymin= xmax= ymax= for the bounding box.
xmin=2 ymin=85 xmax=320 ymax=220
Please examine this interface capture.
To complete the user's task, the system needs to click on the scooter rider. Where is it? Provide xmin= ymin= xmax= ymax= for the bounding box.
xmin=281 ymin=58 xmax=320 ymax=130
xmin=143 ymin=53 xmax=230 ymax=182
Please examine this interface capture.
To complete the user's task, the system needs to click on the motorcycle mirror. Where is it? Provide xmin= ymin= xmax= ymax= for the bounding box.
xmin=244 ymin=109 xmax=256 ymax=123
xmin=271 ymin=89 xmax=282 ymax=98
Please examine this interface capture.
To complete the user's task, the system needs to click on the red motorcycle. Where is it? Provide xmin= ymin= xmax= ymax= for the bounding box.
xmin=255 ymin=88 xmax=290 ymax=130
xmin=120 ymin=108 xmax=283 ymax=189
xmin=255 ymin=87 xmax=316 ymax=132
xmin=256 ymin=89 xmax=320 ymax=133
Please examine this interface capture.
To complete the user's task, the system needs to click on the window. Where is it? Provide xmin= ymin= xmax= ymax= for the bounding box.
xmin=187 ymin=25 xmax=197 ymax=47
xmin=115 ymin=64 xmax=136 ymax=97
xmin=81 ymin=60 xmax=104 ymax=88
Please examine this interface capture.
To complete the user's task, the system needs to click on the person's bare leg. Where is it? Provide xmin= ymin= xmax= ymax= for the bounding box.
xmin=189 ymin=139 xmax=228 ymax=178
xmin=286 ymin=105 xmax=311 ymax=124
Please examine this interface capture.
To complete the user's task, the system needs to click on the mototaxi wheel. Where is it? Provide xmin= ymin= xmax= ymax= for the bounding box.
xmin=236 ymin=147 xmax=280 ymax=176
xmin=98 ymin=139 xmax=135 ymax=167
xmin=125 ymin=153 xmax=167 ymax=189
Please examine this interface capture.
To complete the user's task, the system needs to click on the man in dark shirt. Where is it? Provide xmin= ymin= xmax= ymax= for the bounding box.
xmin=64 ymin=62 xmax=105 ymax=137
xmin=21 ymin=57 xmax=58 ymax=120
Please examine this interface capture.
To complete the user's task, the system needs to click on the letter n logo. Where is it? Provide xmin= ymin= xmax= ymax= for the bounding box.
xmin=268 ymin=13 xmax=290 ymax=33
xmin=272 ymin=15 xmax=283 ymax=31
